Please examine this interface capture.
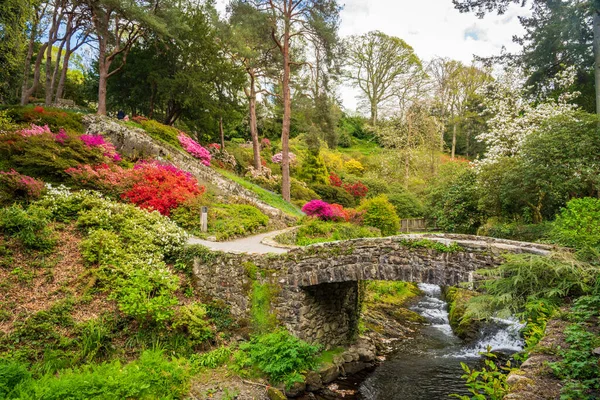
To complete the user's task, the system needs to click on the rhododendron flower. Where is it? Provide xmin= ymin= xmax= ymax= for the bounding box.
xmin=329 ymin=203 xmax=349 ymax=221
xmin=302 ymin=200 xmax=335 ymax=221
xmin=53 ymin=128 xmax=68 ymax=144
xmin=79 ymin=134 xmax=121 ymax=162
xmin=329 ymin=173 xmax=343 ymax=187
xmin=343 ymin=181 xmax=368 ymax=198
xmin=178 ymin=133 xmax=211 ymax=166
xmin=20 ymin=124 xmax=51 ymax=137
xmin=271 ymin=152 xmax=296 ymax=164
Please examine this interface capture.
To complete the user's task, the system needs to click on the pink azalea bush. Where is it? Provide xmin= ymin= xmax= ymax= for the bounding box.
xmin=302 ymin=200 xmax=335 ymax=221
xmin=261 ymin=138 xmax=271 ymax=148
xmin=79 ymin=134 xmax=121 ymax=162
xmin=20 ymin=124 xmax=51 ymax=137
xmin=178 ymin=133 xmax=211 ymax=166
xmin=0 ymin=169 xmax=46 ymax=201
xmin=53 ymin=128 xmax=68 ymax=144
xmin=271 ymin=152 xmax=296 ymax=164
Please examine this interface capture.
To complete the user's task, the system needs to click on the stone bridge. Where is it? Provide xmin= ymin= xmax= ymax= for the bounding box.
xmin=192 ymin=234 xmax=554 ymax=348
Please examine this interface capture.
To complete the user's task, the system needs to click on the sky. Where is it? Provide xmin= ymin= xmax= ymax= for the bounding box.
xmin=215 ymin=0 xmax=529 ymax=112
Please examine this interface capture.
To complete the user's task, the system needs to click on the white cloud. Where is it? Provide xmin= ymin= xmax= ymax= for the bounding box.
xmin=214 ymin=0 xmax=530 ymax=113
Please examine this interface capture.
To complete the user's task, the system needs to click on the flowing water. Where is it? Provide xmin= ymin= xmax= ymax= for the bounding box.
xmin=320 ymin=283 xmax=524 ymax=400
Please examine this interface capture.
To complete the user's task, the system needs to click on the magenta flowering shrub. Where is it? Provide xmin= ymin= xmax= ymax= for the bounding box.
xmin=271 ymin=152 xmax=296 ymax=164
xmin=53 ymin=128 xmax=68 ymax=144
xmin=79 ymin=134 xmax=121 ymax=161
xmin=302 ymin=200 xmax=336 ymax=221
xmin=20 ymin=124 xmax=51 ymax=137
xmin=178 ymin=133 xmax=211 ymax=166
xmin=0 ymin=169 xmax=46 ymax=202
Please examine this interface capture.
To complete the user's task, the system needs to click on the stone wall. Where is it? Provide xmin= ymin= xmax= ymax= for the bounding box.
xmin=82 ymin=115 xmax=296 ymax=224
xmin=192 ymin=235 xmax=555 ymax=348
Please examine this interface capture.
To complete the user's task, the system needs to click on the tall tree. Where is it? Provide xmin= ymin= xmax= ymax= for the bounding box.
xmin=453 ymin=0 xmax=600 ymax=115
xmin=251 ymin=0 xmax=341 ymax=201
xmin=344 ymin=31 xmax=421 ymax=126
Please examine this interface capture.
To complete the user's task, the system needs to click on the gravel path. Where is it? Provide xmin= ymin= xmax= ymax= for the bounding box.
xmin=187 ymin=229 xmax=292 ymax=254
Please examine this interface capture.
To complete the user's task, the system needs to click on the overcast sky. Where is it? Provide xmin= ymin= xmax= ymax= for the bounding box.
xmin=215 ymin=0 xmax=529 ymax=112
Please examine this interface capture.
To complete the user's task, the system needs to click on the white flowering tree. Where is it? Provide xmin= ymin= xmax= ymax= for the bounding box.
xmin=476 ymin=66 xmax=580 ymax=166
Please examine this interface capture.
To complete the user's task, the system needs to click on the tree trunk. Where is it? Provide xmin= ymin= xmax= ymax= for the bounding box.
xmin=21 ymin=43 xmax=48 ymax=105
xmin=451 ymin=123 xmax=457 ymax=159
xmin=219 ymin=116 xmax=225 ymax=152
xmin=149 ymin=82 xmax=156 ymax=118
xmin=97 ymin=61 xmax=108 ymax=115
xmin=47 ymin=38 xmax=66 ymax=106
xmin=370 ymin=102 xmax=377 ymax=127
xmin=280 ymin=19 xmax=292 ymax=202
xmin=594 ymin=11 xmax=600 ymax=116
xmin=20 ymin=20 xmax=38 ymax=106
xmin=249 ymin=71 xmax=261 ymax=170
xmin=55 ymin=45 xmax=72 ymax=102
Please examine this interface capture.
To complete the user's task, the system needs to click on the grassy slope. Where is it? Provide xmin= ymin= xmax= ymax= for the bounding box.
xmin=215 ymin=168 xmax=304 ymax=219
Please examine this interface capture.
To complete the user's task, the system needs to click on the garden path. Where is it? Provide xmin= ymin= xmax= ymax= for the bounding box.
xmin=187 ymin=228 xmax=294 ymax=254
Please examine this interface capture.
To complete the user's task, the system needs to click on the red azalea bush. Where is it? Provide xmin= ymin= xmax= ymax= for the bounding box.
xmin=329 ymin=173 xmax=343 ymax=187
xmin=0 ymin=169 xmax=46 ymax=203
xmin=343 ymin=181 xmax=369 ymax=199
xmin=132 ymin=115 xmax=148 ymax=124
xmin=67 ymin=161 xmax=204 ymax=215
xmin=178 ymin=133 xmax=211 ymax=166
xmin=208 ymin=143 xmax=221 ymax=150
xmin=329 ymin=203 xmax=348 ymax=221
xmin=122 ymin=161 xmax=204 ymax=216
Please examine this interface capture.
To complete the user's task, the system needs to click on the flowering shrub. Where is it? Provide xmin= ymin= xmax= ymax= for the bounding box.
xmin=19 ymin=124 xmax=51 ymax=137
xmin=178 ymin=133 xmax=211 ymax=166
xmin=302 ymin=200 xmax=335 ymax=221
xmin=261 ymin=138 xmax=271 ymax=148
xmin=344 ymin=181 xmax=369 ymax=199
xmin=271 ymin=152 xmax=296 ymax=164
xmin=79 ymin=134 xmax=121 ymax=161
xmin=329 ymin=203 xmax=348 ymax=221
xmin=208 ymin=143 xmax=221 ymax=150
xmin=329 ymin=173 xmax=343 ymax=187
xmin=66 ymin=164 xmax=128 ymax=197
xmin=122 ymin=161 xmax=204 ymax=216
xmin=344 ymin=159 xmax=365 ymax=175
xmin=53 ymin=128 xmax=68 ymax=144
xmin=0 ymin=169 xmax=46 ymax=203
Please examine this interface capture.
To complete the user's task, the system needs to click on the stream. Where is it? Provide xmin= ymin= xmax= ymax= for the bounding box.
xmin=320 ymin=283 xmax=524 ymax=399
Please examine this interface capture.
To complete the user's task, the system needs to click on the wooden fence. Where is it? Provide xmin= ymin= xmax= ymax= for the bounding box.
xmin=400 ymin=218 xmax=438 ymax=233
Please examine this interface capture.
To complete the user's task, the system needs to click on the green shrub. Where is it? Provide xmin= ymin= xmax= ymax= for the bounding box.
xmin=172 ymin=303 xmax=215 ymax=345
xmin=358 ymin=195 xmax=400 ymax=236
xmin=7 ymin=350 xmax=190 ymax=399
xmin=0 ymin=359 xmax=31 ymax=398
xmin=388 ymin=191 xmax=424 ymax=218
xmin=172 ymin=201 xmax=269 ymax=241
xmin=477 ymin=219 xmax=552 ymax=242
xmin=311 ymin=184 xmax=355 ymax=208
xmin=0 ymin=204 xmax=56 ymax=250
xmin=295 ymin=219 xmax=380 ymax=246
xmin=290 ymin=178 xmax=319 ymax=202
xmin=0 ymin=110 xmax=15 ymax=132
xmin=190 ymin=346 xmax=232 ymax=370
xmin=234 ymin=330 xmax=320 ymax=386
xmin=80 ymin=229 xmax=123 ymax=265
xmin=250 ymin=281 xmax=278 ymax=334
xmin=0 ymin=131 xmax=107 ymax=181
xmin=551 ymin=197 xmax=600 ymax=251
xmin=6 ymin=106 xmax=84 ymax=132
xmin=139 ymin=119 xmax=181 ymax=148
xmin=297 ymin=151 xmax=329 ymax=185
xmin=338 ymin=131 xmax=352 ymax=148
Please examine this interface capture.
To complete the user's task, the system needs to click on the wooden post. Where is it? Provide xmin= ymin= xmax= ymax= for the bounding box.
xmin=201 ymin=206 xmax=208 ymax=233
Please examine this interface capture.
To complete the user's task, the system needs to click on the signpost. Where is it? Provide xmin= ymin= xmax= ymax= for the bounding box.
xmin=201 ymin=206 xmax=208 ymax=233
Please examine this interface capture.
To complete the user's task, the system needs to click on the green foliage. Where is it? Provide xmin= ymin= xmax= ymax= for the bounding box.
xmin=551 ymin=198 xmax=600 ymax=251
xmin=139 ymin=119 xmax=182 ymax=148
xmin=294 ymin=219 xmax=380 ymax=246
xmin=549 ymin=295 xmax=600 ymax=399
xmin=358 ymin=195 xmax=400 ymax=236
xmin=6 ymin=106 xmax=84 ymax=133
xmin=337 ymin=131 xmax=352 ymax=148
xmin=311 ymin=184 xmax=355 ymax=208
xmin=250 ymin=281 xmax=277 ymax=334
xmin=0 ymin=359 xmax=31 ymax=398
xmin=387 ymin=190 xmax=424 ymax=218
xmin=297 ymin=151 xmax=329 ymax=185
xmin=234 ymin=330 xmax=320 ymax=386
xmin=465 ymin=253 xmax=597 ymax=319
xmin=444 ymin=287 xmax=480 ymax=341
xmin=400 ymin=238 xmax=463 ymax=253
xmin=172 ymin=303 xmax=215 ymax=345
xmin=365 ymin=281 xmax=420 ymax=306
xmin=172 ymin=201 xmax=269 ymax=241
xmin=77 ymin=318 xmax=113 ymax=364
xmin=2 ymin=350 xmax=190 ymax=399
xmin=451 ymin=349 xmax=513 ymax=400
xmin=0 ymin=131 xmax=106 ymax=181
xmin=80 ymin=229 xmax=122 ymax=265
xmin=189 ymin=346 xmax=232 ymax=370
xmin=426 ymin=164 xmax=481 ymax=233
xmin=0 ymin=205 xmax=56 ymax=251
xmin=477 ymin=219 xmax=552 ymax=243
xmin=290 ymin=178 xmax=319 ymax=203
